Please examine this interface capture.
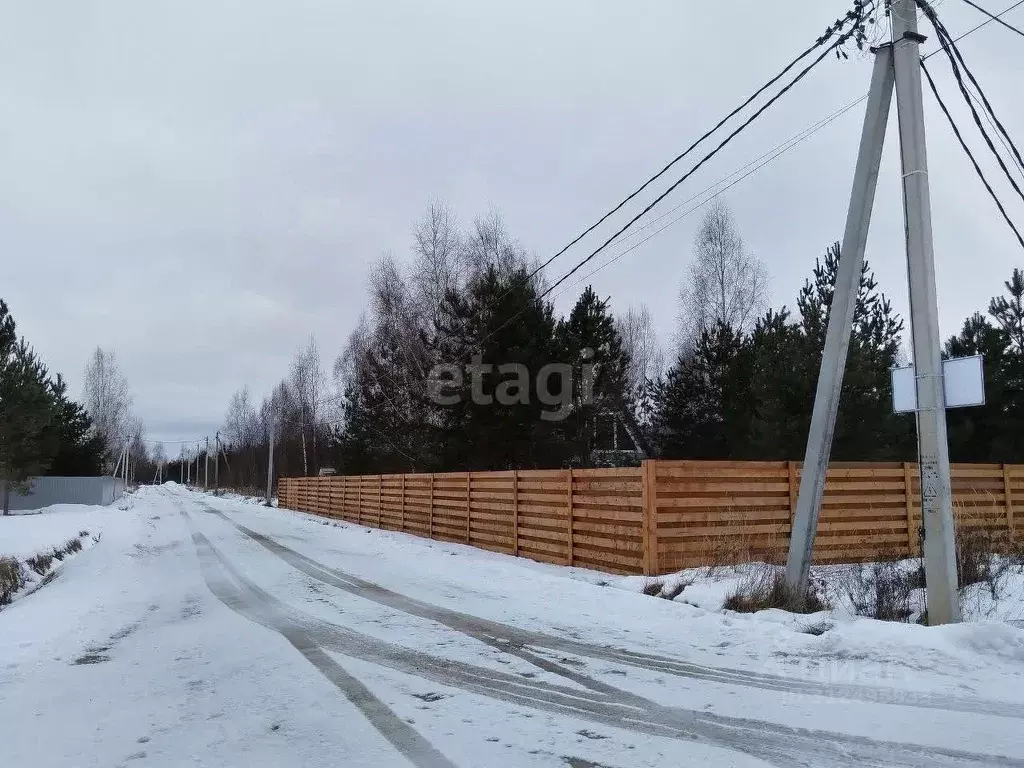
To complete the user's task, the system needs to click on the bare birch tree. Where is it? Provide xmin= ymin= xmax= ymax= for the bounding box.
xmin=677 ymin=200 xmax=768 ymax=350
xmin=410 ymin=202 xmax=463 ymax=327
xmin=223 ymin=387 xmax=259 ymax=449
xmin=152 ymin=442 xmax=167 ymax=480
xmin=82 ymin=347 xmax=132 ymax=470
xmin=289 ymin=336 xmax=325 ymax=475
xmin=127 ymin=419 xmax=147 ymax=484
xmin=616 ymin=304 xmax=664 ymax=394
xmin=463 ymin=210 xmax=534 ymax=283
xmin=369 ymin=253 xmax=428 ymax=380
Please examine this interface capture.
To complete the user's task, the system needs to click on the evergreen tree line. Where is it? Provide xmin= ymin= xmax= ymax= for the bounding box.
xmin=0 ymin=301 xmax=109 ymax=513
xmin=207 ymin=202 xmax=1024 ymax=494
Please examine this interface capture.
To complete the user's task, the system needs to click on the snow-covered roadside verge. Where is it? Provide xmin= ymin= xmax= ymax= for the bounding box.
xmin=614 ymin=557 xmax=1024 ymax=623
xmin=0 ymin=499 xmax=127 ymax=607
xmin=220 ymin=485 xmax=1024 ymax=626
xmin=197 ymin=489 xmax=1024 ymax=706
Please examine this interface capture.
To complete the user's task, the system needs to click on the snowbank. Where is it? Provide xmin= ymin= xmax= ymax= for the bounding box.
xmin=2 ymin=503 xmax=118 ymax=560
xmin=0 ymin=497 xmax=128 ymax=607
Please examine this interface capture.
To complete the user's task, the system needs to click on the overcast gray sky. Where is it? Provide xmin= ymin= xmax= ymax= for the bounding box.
xmin=2 ymin=0 xmax=1023 ymax=447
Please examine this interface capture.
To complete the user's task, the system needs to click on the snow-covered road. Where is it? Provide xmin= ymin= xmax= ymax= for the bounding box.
xmin=3 ymin=485 xmax=1024 ymax=768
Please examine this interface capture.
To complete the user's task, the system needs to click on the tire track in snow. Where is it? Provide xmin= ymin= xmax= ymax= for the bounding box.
xmin=184 ymin=520 xmax=458 ymax=768
xmin=179 ymin=499 xmax=1024 ymax=768
xmin=197 ymin=498 xmax=1024 ymax=721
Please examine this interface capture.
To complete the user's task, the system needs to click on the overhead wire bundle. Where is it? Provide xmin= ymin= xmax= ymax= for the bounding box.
xmin=474 ymin=0 xmax=881 ymax=347
xmin=539 ymin=95 xmax=871 ymax=306
xmin=916 ymin=0 xmax=1024 ymax=249
xmin=506 ymin=0 xmax=877 ymax=303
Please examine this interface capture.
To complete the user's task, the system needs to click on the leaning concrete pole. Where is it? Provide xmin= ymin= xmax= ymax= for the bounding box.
xmin=786 ymin=43 xmax=895 ymax=592
xmin=890 ymin=0 xmax=960 ymax=624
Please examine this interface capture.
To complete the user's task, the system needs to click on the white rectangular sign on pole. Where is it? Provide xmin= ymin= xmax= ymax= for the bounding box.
xmin=891 ymin=364 xmax=919 ymax=414
xmin=891 ymin=354 xmax=985 ymax=413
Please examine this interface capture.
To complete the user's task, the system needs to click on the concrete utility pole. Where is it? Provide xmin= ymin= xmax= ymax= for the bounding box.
xmin=214 ymin=431 xmax=220 ymax=495
xmin=266 ymin=423 xmax=276 ymax=507
xmin=786 ymin=0 xmax=961 ymax=625
xmin=786 ymin=43 xmax=895 ymax=593
xmin=891 ymin=0 xmax=960 ymax=624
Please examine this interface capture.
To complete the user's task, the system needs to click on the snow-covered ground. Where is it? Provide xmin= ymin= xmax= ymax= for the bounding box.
xmin=0 ymin=498 xmax=127 ymax=606
xmin=1 ymin=501 xmax=120 ymax=560
xmin=2 ymin=484 xmax=1023 ymax=767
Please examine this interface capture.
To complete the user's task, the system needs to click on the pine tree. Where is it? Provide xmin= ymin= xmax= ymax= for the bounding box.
xmin=555 ymin=286 xmax=631 ymax=465
xmin=336 ymin=332 xmax=427 ymax=474
xmin=983 ymin=268 xmax=1024 ymax=461
xmin=791 ymin=243 xmax=912 ymax=460
xmin=943 ymin=313 xmax=1013 ymax=462
xmin=431 ymin=264 xmax=563 ymax=470
xmin=989 ymin=268 xmax=1024 ymax=352
xmin=45 ymin=375 xmax=108 ymax=476
xmin=651 ymin=321 xmax=753 ymax=459
xmin=0 ymin=301 xmax=60 ymax=513
xmin=747 ymin=308 xmax=808 ymax=459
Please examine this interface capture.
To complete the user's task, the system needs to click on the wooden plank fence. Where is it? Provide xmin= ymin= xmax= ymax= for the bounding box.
xmin=278 ymin=460 xmax=1022 ymax=576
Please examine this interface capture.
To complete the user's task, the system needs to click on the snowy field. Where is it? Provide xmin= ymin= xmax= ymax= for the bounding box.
xmin=2 ymin=484 xmax=1023 ymax=768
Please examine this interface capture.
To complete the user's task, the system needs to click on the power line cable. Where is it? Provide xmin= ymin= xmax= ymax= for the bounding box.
xmin=921 ymin=0 xmax=1024 ymax=173
xmin=471 ymin=80 xmax=867 ymax=352
xmin=923 ymin=0 xmax=1024 ymax=57
xmin=553 ymin=97 xmax=868 ymax=299
xmin=918 ymin=0 xmax=1024 ymax=205
xmin=532 ymin=19 xmax=866 ymax=311
xmin=962 ymin=79 xmax=1024 ymax=179
xmin=478 ymin=2 xmax=877 ymax=315
xmin=958 ymin=0 xmax=1024 ymax=37
xmin=921 ymin=58 xmax=1024 ymax=249
xmin=573 ymin=95 xmax=870 ymax=254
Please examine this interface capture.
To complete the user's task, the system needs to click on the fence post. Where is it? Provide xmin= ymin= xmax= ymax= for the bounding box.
xmin=428 ymin=473 xmax=434 ymax=539
xmin=465 ymin=473 xmax=472 ymax=544
xmin=788 ymin=461 xmax=799 ymax=528
xmin=357 ymin=477 xmax=362 ymax=526
xmin=1004 ymin=463 xmax=1015 ymax=544
xmin=512 ymin=469 xmax=519 ymax=557
xmin=566 ymin=468 xmax=574 ymax=566
xmin=377 ymin=475 xmax=383 ymax=529
xmin=400 ymin=474 xmax=406 ymax=532
xmin=904 ymin=462 xmax=916 ymax=557
xmin=641 ymin=460 xmax=659 ymax=575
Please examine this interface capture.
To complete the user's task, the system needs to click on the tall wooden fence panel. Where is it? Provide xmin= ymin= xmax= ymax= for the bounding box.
xmin=276 ymin=460 xmax=1020 ymax=576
